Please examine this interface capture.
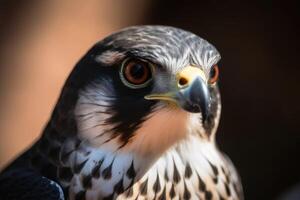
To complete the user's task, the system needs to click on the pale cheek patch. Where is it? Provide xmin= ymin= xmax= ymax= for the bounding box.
xmin=74 ymin=85 xmax=117 ymax=148
xmin=95 ymin=50 xmax=125 ymax=65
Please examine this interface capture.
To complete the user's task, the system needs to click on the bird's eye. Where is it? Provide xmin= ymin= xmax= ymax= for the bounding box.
xmin=120 ymin=58 xmax=154 ymax=88
xmin=208 ymin=65 xmax=219 ymax=84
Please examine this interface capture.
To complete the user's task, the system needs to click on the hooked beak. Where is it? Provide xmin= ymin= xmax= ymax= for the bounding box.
xmin=145 ymin=66 xmax=210 ymax=121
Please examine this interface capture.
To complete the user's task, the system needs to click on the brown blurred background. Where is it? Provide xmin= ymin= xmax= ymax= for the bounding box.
xmin=0 ymin=0 xmax=299 ymax=199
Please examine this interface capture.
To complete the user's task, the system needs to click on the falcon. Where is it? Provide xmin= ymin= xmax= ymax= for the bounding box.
xmin=0 ymin=26 xmax=243 ymax=200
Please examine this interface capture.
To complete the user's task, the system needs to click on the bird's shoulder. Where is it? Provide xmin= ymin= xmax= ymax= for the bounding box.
xmin=0 ymin=167 xmax=65 ymax=200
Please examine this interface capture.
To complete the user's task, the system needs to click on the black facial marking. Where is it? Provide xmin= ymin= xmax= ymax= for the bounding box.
xmin=82 ymin=174 xmax=92 ymax=189
xmin=140 ymin=178 xmax=148 ymax=195
xmin=114 ymin=178 xmax=124 ymax=194
xmin=204 ymin=190 xmax=213 ymax=200
xmin=183 ymin=181 xmax=191 ymax=200
xmin=126 ymin=161 xmax=136 ymax=179
xmin=73 ymin=159 xmax=88 ymax=174
xmin=152 ymin=173 xmax=161 ymax=194
xmin=102 ymin=160 xmax=114 ymax=179
xmin=173 ymin=160 xmax=181 ymax=184
xmin=185 ymin=162 xmax=192 ymax=179
xmin=58 ymin=167 xmax=73 ymax=182
xmin=106 ymin=100 xmax=155 ymax=145
xmin=91 ymin=158 xmax=104 ymax=178
xmin=90 ymin=64 xmax=157 ymax=145
xmin=75 ymin=190 xmax=86 ymax=200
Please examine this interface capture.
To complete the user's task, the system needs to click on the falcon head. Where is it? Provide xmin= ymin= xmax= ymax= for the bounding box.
xmin=53 ymin=26 xmax=221 ymax=158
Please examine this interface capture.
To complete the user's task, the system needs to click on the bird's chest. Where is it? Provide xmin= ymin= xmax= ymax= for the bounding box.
xmin=67 ymin=141 xmax=239 ymax=200
xmin=115 ymin=144 xmax=237 ymax=200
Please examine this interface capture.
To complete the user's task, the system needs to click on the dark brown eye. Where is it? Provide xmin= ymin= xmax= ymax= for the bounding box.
xmin=209 ymin=65 xmax=219 ymax=84
xmin=120 ymin=58 xmax=153 ymax=88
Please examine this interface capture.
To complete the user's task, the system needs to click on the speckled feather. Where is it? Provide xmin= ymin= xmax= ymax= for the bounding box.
xmin=0 ymin=26 xmax=243 ymax=200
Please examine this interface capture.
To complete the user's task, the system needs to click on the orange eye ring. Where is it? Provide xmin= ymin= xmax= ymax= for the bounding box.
xmin=208 ymin=65 xmax=219 ymax=84
xmin=120 ymin=58 xmax=154 ymax=89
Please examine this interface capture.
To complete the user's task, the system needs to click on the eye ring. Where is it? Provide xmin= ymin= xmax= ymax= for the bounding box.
xmin=120 ymin=58 xmax=154 ymax=89
xmin=208 ymin=64 xmax=219 ymax=84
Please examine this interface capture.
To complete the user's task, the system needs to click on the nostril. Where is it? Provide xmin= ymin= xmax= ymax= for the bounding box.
xmin=178 ymin=77 xmax=188 ymax=87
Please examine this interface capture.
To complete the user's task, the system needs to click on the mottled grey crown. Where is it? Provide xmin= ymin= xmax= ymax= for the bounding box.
xmin=97 ymin=25 xmax=221 ymax=73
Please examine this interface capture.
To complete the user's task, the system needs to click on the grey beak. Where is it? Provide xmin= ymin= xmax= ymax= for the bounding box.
xmin=176 ymin=77 xmax=210 ymax=121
